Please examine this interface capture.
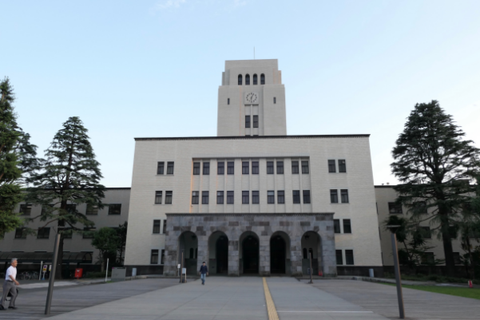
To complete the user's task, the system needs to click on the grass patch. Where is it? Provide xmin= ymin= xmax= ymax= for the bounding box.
xmin=383 ymin=283 xmax=480 ymax=300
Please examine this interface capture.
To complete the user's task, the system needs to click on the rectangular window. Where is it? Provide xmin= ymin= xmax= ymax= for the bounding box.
xmin=157 ymin=162 xmax=164 ymax=174
xmin=388 ymin=202 xmax=403 ymax=214
xmin=343 ymin=219 xmax=352 ymax=234
xmin=293 ymin=190 xmax=301 ymax=204
xmin=37 ymin=227 xmax=50 ymax=239
xmin=108 ymin=204 xmax=122 ymax=215
xmin=291 ymin=161 xmax=299 ymax=174
xmin=202 ymin=191 xmax=209 ymax=204
xmin=252 ymin=161 xmax=259 ymax=174
xmin=242 ymin=191 xmax=249 ymax=204
xmin=167 ymin=162 xmax=174 ymax=174
xmin=336 ymin=250 xmax=343 ymax=265
xmin=345 ymin=250 xmax=354 ymax=265
xmin=191 ymin=191 xmax=199 ymax=204
xmin=151 ymin=249 xmax=159 ymax=264
xmin=267 ymin=190 xmax=275 ymax=204
xmin=421 ymin=226 xmax=432 ymax=239
xmin=14 ymin=228 xmax=27 ymax=239
xmin=277 ymin=190 xmax=285 ymax=204
xmin=227 ymin=98 xmax=230 ymax=105
xmin=161 ymin=249 xmax=165 ymax=264
xmin=217 ymin=161 xmax=225 ymax=175
xmin=252 ymin=191 xmax=259 ymax=204
xmin=162 ymin=219 xmax=167 ymax=234
xmin=338 ymin=159 xmax=346 ymax=173
xmin=155 ymin=191 xmax=162 ymax=204
xmin=153 ymin=220 xmax=161 ymax=234
xmin=273 ymin=97 xmax=276 ymax=104
xmin=217 ymin=191 xmax=224 ymax=204
xmin=333 ymin=219 xmax=341 ymax=233
xmin=301 ymin=161 xmax=309 ymax=174
xmin=421 ymin=252 xmax=434 ymax=265
xmin=277 ymin=161 xmax=284 ymax=174
xmin=193 ymin=162 xmax=200 ymax=175
xmin=227 ymin=191 xmax=234 ymax=204
xmin=165 ymin=191 xmax=173 ymax=204
xmin=245 ymin=115 xmax=251 ymax=128
xmin=203 ymin=162 xmax=210 ymax=175
xmin=266 ymin=161 xmax=274 ymax=174
xmin=303 ymin=190 xmax=311 ymax=204
xmin=330 ymin=190 xmax=338 ymax=203
xmin=341 ymin=189 xmax=349 ymax=203
xmin=86 ymin=204 xmax=99 ymax=215
xmin=328 ymin=160 xmax=336 ymax=173
xmin=253 ymin=115 xmax=259 ymax=128
xmin=242 ymin=161 xmax=249 ymax=174
xmin=19 ymin=204 xmax=32 ymax=216
xmin=227 ymin=161 xmax=234 ymax=175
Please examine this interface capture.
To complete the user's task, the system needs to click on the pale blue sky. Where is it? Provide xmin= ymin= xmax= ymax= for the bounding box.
xmin=2 ymin=0 xmax=480 ymax=187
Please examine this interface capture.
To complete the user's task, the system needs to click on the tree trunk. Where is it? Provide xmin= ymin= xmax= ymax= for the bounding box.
xmin=55 ymin=234 xmax=64 ymax=280
xmin=440 ymin=223 xmax=455 ymax=277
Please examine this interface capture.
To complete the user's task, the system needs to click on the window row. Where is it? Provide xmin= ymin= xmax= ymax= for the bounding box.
xmin=150 ymin=249 xmax=166 ymax=264
xmin=336 ymin=249 xmax=355 ymax=265
xmin=238 ymin=73 xmax=265 ymax=85
xmin=14 ymin=227 xmax=99 ymax=240
xmin=18 ymin=203 xmax=121 ymax=216
xmin=156 ymin=161 xmax=175 ymax=175
xmin=154 ymin=191 xmax=173 ymax=204
xmin=152 ymin=219 xmax=167 ymax=234
xmin=330 ymin=189 xmax=349 ymax=203
xmin=245 ymin=115 xmax=259 ymax=128
xmin=333 ymin=219 xmax=352 ymax=234
xmin=192 ymin=190 xmax=311 ymax=205
xmin=328 ymin=159 xmax=347 ymax=173
xmin=192 ymin=160 xmax=309 ymax=176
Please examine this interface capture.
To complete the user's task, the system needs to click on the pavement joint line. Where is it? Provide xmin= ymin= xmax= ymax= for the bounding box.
xmin=277 ymin=310 xmax=374 ymax=313
xmin=262 ymin=277 xmax=279 ymax=320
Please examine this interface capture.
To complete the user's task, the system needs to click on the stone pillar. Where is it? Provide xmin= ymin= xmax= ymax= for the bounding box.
xmin=259 ymin=236 xmax=270 ymax=276
xmin=290 ymin=235 xmax=303 ymax=277
xmin=228 ymin=240 xmax=239 ymax=276
xmin=322 ymin=232 xmax=337 ymax=276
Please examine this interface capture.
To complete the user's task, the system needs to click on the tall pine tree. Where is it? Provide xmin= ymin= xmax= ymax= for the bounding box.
xmin=28 ymin=116 xmax=105 ymax=279
xmin=391 ymin=100 xmax=480 ymax=276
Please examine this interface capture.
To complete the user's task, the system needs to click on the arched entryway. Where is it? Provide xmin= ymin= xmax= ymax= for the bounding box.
xmin=179 ymin=231 xmax=198 ymax=275
xmin=208 ymin=231 xmax=229 ymax=275
xmin=301 ymin=231 xmax=322 ymax=276
xmin=270 ymin=232 xmax=290 ymax=274
xmin=239 ymin=231 xmax=259 ymax=274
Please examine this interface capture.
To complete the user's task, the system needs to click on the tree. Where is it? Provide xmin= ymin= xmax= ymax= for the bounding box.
xmin=27 ymin=116 xmax=105 ymax=279
xmin=116 ymin=222 xmax=128 ymax=265
xmin=391 ymin=100 xmax=480 ymax=276
xmin=92 ymin=227 xmax=120 ymax=272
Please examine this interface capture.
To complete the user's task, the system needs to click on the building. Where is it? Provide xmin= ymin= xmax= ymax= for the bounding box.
xmin=124 ymin=59 xmax=383 ymax=276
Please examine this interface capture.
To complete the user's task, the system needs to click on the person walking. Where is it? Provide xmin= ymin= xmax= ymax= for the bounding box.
xmin=199 ymin=261 xmax=208 ymax=285
xmin=0 ymin=258 xmax=19 ymax=310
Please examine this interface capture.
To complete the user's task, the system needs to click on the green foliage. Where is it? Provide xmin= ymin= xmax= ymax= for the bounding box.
xmin=400 ymin=285 xmax=480 ymax=301
xmin=92 ymin=227 xmax=120 ymax=266
xmin=391 ymin=100 xmax=480 ymax=276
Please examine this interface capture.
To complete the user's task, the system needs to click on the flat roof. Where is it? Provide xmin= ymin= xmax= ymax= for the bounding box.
xmin=135 ymin=134 xmax=370 ymax=141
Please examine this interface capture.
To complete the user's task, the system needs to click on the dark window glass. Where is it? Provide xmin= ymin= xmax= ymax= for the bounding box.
xmin=330 ymin=190 xmax=338 ymax=203
xmin=155 ymin=191 xmax=162 ymax=204
xmin=293 ymin=190 xmax=301 ymax=204
xmin=161 ymin=249 xmax=165 ymax=264
xmin=217 ymin=162 xmax=225 ymax=175
xmin=277 ymin=190 xmax=285 ymax=204
xmin=345 ymin=250 xmax=354 ymax=265
xmin=245 ymin=115 xmax=251 ymax=128
xmin=273 ymin=97 xmax=276 ymax=104
xmin=253 ymin=74 xmax=258 ymax=85
xmin=267 ymin=191 xmax=275 ymax=204
xmin=303 ymin=190 xmax=311 ymax=204
xmin=253 ymin=115 xmax=258 ymax=128
xmin=341 ymin=189 xmax=349 ymax=203
xmin=86 ymin=204 xmax=98 ymax=215
xmin=336 ymin=250 xmax=343 ymax=265
xmin=343 ymin=219 xmax=352 ymax=234
xmin=292 ymin=161 xmax=299 ymax=174
xmin=242 ymin=191 xmax=249 ymax=204
xmin=165 ymin=191 xmax=173 ymax=204
xmin=37 ymin=227 xmax=50 ymax=239
xmin=153 ymin=220 xmax=161 ymax=234
xmin=157 ymin=162 xmax=164 ymax=174
xmin=245 ymin=74 xmax=250 ymax=85
xmin=333 ymin=220 xmax=341 ymax=233
xmin=227 ymin=161 xmax=234 ymax=175
xmin=193 ymin=162 xmax=200 ymax=175
xmin=301 ymin=161 xmax=309 ymax=174
xmin=108 ymin=204 xmax=121 ymax=215
xmin=190 ymin=248 xmax=194 ymax=258
xmin=242 ymin=161 xmax=249 ymax=174
xmin=19 ymin=204 xmax=32 ymax=215
xmin=252 ymin=191 xmax=259 ymax=204
xmin=14 ymin=228 xmax=27 ymax=239
xmin=217 ymin=191 xmax=224 ymax=204
xmin=328 ymin=160 xmax=336 ymax=173
xmin=151 ymin=249 xmax=159 ymax=264
xmin=266 ymin=161 xmax=274 ymax=174
xmin=203 ymin=162 xmax=210 ymax=175
xmin=303 ymin=248 xmax=307 ymax=259
xmin=238 ymin=74 xmax=242 ymax=85
xmin=421 ymin=226 xmax=432 ymax=239
xmin=277 ymin=161 xmax=284 ymax=174
xmin=388 ymin=202 xmax=403 ymax=214
xmin=227 ymin=191 xmax=234 ymax=204
xmin=338 ymin=159 xmax=346 ymax=173
xmin=252 ymin=161 xmax=259 ymax=174
xmin=202 ymin=191 xmax=209 ymax=204
xmin=260 ymin=73 xmax=265 ymax=85
xmin=163 ymin=219 xmax=167 ymax=234
xmin=227 ymin=98 xmax=230 ymax=105
xmin=192 ymin=191 xmax=199 ymax=204
xmin=167 ymin=162 xmax=174 ymax=174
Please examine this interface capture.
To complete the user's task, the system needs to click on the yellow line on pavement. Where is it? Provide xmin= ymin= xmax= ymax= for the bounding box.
xmin=263 ymin=277 xmax=279 ymax=320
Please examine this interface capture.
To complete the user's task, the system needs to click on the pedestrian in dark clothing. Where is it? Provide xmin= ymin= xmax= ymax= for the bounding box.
xmin=199 ymin=262 xmax=208 ymax=285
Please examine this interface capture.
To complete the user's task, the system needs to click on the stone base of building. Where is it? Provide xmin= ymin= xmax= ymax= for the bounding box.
xmin=125 ymin=265 xmax=164 ymax=276
xmin=337 ymin=266 xmax=384 ymax=277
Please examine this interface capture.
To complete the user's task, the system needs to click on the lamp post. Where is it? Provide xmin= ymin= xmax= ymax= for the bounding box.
xmin=386 ymin=225 xmax=405 ymax=319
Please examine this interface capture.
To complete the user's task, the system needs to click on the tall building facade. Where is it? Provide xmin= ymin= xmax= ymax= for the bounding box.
xmin=124 ymin=59 xmax=383 ymax=276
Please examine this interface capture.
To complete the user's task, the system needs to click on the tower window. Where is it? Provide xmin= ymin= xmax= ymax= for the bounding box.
xmin=227 ymin=98 xmax=230 ymax=105
xmin=273 ymin=97 xmax=276 ymax=104
xmin=261 ymin=74 xmax=265 ymax=85
xmin=253 ymin=115 xmax=258 ymax=128
xmin=238 ymin=74 xmax=242 ymax=85
xmin=227 ymin=161 xmax=234 ymax=174
xmin=245 ymin=74 xmax=250 ymax=85
xmin=266 ymin=161 xmax=274 ymax=174
xmin=245 ymin=115 xmax=251 ymax=128
xmin=253 ymin=74 xmax=258 ymax=85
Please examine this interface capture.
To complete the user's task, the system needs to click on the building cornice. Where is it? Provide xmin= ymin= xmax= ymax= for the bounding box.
xmin=135 ymin=134 xmax=370 ymax=141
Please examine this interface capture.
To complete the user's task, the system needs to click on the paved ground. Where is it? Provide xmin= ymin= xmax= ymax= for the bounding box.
xmin=1 ymin=277 xmax=479 ymax=320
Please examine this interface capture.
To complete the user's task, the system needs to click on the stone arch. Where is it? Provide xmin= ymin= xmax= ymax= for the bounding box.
xmin=300 ymin=231 xmax=322 ymax=276
xmin=270 ymin=231 xmax=291 ymax=275
xmin=208 ymin=231 xmax=229 ymax=275
xmin=239 ymin=231 xmax=259 ymax=274
xmin=178 ymin=231 xmax=198 ymax=275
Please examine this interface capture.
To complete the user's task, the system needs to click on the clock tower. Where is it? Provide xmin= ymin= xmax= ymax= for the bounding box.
xmin=217 ymin=59 xmax=287 ymax=136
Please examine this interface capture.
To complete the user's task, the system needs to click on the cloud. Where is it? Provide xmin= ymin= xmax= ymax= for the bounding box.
xmin=154 ymin=0 xmax=186 ymax=11
xmin=233 ymin=0 xmax=246 ymax=7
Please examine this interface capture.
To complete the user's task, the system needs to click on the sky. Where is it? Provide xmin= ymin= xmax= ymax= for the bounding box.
xmin=2 ymin=0 xmax=480 ymax=187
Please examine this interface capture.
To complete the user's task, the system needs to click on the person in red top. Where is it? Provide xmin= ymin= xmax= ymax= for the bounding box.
xmin=0 ymin=258 xmax=19 ymax=310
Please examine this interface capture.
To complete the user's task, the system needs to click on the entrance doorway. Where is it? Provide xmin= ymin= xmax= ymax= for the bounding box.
xmin=301 ymin=231 xmax=321 ymax=276
xmin=179 ymin=231 xmax=198 ymax=275
xmin=208 ymin=231 xmax=229 ymax=275
xmin=241 ymin=234 xmax=259 ymax=274
xmin=270 ymin=234 xmax=286 ymax=274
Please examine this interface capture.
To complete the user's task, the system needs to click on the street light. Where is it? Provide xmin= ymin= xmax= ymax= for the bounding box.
xmin=386 ymin=225 xmax=405 ymax=319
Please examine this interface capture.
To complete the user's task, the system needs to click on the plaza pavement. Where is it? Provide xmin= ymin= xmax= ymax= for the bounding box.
xmin=1 ymin=277 xmax=479 ymax=320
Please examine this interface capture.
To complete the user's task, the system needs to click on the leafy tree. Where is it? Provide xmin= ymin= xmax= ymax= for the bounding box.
xmin=391 ymin=100 xmax=480 ymax=276
xmin=92 ymin=227 xmax=120 ymax=272
xmin=116 ymin=222 xmax=128 ymax=265
xmin=27 ymin=116 xmax=105 ymax=279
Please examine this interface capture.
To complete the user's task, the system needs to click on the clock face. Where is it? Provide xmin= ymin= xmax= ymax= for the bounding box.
xmin=246 ymin=92 xmax=258 ymax=104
